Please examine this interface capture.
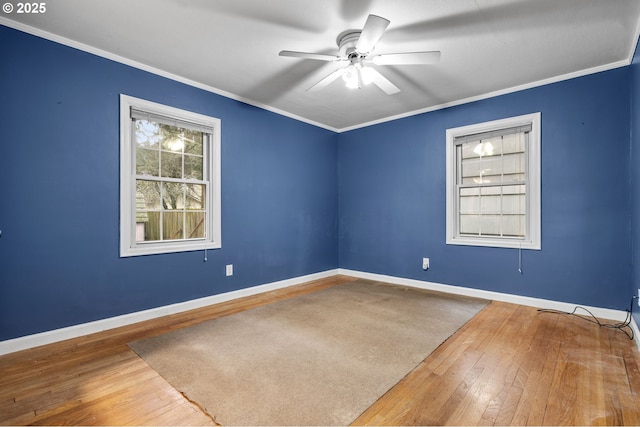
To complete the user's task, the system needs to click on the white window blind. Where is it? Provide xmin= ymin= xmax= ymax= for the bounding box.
xmin=456 ymin=125 xmax=529 ymax=239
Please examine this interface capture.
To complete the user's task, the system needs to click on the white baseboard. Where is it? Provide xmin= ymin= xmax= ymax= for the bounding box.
xmin=3 ymin=268 xmax=638 ymax=356
xmin=342 ymin=269 xmax=640 ymax=351
xmin=339 ymin=269 xmax=634 ymax=323
xmin=0 ymin=269 xmax=339 ymax=356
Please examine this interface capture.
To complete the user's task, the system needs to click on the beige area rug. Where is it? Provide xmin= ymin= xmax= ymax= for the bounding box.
xmin=129 ymin=279 xmax=488 ymax=426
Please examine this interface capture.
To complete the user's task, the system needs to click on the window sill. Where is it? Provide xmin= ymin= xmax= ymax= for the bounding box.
xmin=120 ymin=240 xmax=221 ymax=257
xmin=447 ymin=236 xmax=540 ymax=250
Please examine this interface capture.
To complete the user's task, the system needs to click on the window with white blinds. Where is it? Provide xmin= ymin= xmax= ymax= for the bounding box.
xmin=120 ymin=95 xmax=221 ymax=257
xmin=446 ymin=113 xmax=541 ymax=250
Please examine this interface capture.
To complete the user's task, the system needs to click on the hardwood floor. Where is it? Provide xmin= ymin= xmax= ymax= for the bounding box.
xmin=353 ymin=300 xmax=640 ymax=426
xmin=1 ymin=275 xmax=639 ymax=426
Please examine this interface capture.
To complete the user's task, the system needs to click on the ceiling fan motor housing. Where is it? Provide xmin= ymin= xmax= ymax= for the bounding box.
xmin=337 ymin=31 xmax=362 ymax=57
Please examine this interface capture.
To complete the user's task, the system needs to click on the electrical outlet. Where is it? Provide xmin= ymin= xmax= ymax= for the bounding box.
xmin=422 ymin=257 xmax=429 ymax=270
xmin=226 ymin=264 xmax=233 ymax=276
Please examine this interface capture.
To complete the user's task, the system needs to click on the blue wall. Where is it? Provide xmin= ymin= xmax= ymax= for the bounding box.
xmin=339 ymin=69 xmax=632 ymax=310
xmin=0 ymin=26 xmax=338 ymax=341
xmin=631 ymin=40 xmax=640 ymax=328
xmin=2 ymin=23 xmax=639 ymax=342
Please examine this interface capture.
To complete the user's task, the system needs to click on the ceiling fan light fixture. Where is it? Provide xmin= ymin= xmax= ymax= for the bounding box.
xmin=360 ymin=66 xmax=375 ymax=86
xmin=342 ymin=65 xmax=360 ymax=89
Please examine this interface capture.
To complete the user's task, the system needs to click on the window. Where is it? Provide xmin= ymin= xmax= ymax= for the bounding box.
xmin=120 ymin=95 xmax=221 ymax=257
xmin=446 ymin=113 xmax=540 ymax=249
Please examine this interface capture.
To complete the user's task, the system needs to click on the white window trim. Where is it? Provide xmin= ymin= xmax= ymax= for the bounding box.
xmin=119 ymin=94 xmax=221 ymax=257
xmin=446 ymin=112 xmax=541 ymax=250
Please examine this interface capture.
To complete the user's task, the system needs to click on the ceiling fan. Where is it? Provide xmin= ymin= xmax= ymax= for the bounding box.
xmin=279 ymin=14 xmax=440 ymax=95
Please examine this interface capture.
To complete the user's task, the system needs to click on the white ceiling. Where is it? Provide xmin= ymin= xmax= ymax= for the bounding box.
xmin=3 ymin=0 xmax=640 ymax=131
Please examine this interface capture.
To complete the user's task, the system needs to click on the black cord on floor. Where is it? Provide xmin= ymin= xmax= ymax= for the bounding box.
xmin=537 ymin=296 xmax=637 ymax=340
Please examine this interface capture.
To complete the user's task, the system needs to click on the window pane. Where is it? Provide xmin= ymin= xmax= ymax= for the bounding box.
xmin=503 ymin=194 xmax=525 ymax=214
xmin=136 ymin=147 xmax=159 ymax=176
xmin=135 ymin=203 xmax=148 ymax=243
xmin=501 ymin=215 xmax=525 ymax=237
xmin=184 ymin=155 xmax=203 ymax=180
xmin=186 ymin=211 xmax=206 ymax=238
xmin=480 ymin=194 xmax=501 ymax=215
xmin=163 ymin=211 xmax=184 ymax=240
xmin=186 ymin=184 xmax=206 ymax=209
xmin=502 ymin=132 xmax=525 ymax=154
xmin=161 ymin=137 xmax=184 ymax=153
xmin=460 ymin=215 xmax=480 ymax=235
xmin=460 ymin=133 xmax=526 ymax=185
xmin=135 ymin=119 xmax=161 ymax=177
xmin=160 ymin=123 xmax=185 ymax=152
xmin=502 ymin=152 xmax=525 ymax=182
xmin=162 ymin=182 xmax=184 ymax=209
xmin=458 ymin=183 xmax=526 ymax=238
xmin=161 ymin=151 xmax=182 ymax=178
xmin=184 ymin=131 xmax=204 ymax=155
xmin=479 ymin=215 xmax=500 ymax=236
xmin=136 ymin=180 xmax=161 ymax=210
xmin=503 ymin=184 xmax=525 ymax=214
xmin=460 ymin=187 xmax=480 ymax=214
xmin=461 ymin=149 xmax=502 ymax=184
xmin=461 ymin=139 xmax=480 ymax=159
xmin=140 ymin=212 xmax=161 ymax=242
xmin=135 ymin=120 xmax=160 ymax=149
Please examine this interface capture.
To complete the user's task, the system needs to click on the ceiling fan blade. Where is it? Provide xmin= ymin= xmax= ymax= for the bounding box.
xmin=356 ymin=14 xmax=390 ymax=54
xmin=279 ymin=50 xmax=342 ymax=62
xmin=368 ymin=68 xmax=400 ymax=95
xmin=371 ymin=51 xmax=441 ymax=65
xmin=307 ymin=68 xmax=345 ymax=92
